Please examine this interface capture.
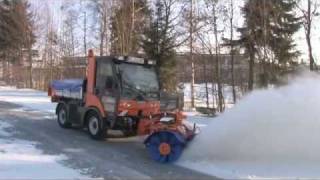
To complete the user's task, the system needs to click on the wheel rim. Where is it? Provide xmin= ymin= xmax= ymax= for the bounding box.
xmin=89 ymin=117 xmax=99 ymax=135
xmin=58 ymin=109 xmax=66 ymax=124
xmin=159 ymin=142 xmax=171 ymax=156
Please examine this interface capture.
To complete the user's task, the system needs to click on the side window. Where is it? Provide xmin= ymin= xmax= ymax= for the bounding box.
xmin=96 ymin=61 xmax=117 ymax=113
xmin=96 ymin=61 xmax=114 ymax=92
xmin=98 ymin=62 xmax=113 ymax=77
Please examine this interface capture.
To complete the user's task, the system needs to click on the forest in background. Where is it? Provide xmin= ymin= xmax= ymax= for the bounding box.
xmin=0 ymin=0 xmax=319 ymax=113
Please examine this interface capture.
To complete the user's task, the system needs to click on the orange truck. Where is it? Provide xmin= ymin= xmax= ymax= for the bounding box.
xmin=48 ymin=50 xmax=196 ymax=163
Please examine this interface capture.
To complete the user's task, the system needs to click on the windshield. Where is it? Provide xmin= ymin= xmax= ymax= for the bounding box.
xmin=118 ymin=63 xmax=159 ymax=100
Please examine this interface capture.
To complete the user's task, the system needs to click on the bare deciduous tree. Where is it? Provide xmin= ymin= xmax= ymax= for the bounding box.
xmin=111 ymin=0 xmax=149 ymax=56
xmin=297 ymin=0 xmax=319 ymax=71
xmin=91 ymin=0 xmax=114 ymax=56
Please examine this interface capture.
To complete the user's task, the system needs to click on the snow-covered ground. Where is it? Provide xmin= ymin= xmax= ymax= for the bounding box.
xmin=0 ymin=86 xmax=90 ymax=179
xmin=0 ymin=119 xmax=87 ymax=179
xmin=2 ymin=75 xmax=320 ymax=180
xmin=0 ymin=139 xmax=87 ymax=178
xmin=0 ymin=86 xmax=56 ymax=113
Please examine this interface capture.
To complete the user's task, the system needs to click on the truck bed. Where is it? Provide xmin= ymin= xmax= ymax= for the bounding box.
xmin=50 ymin=79 xmax=85 ymax=100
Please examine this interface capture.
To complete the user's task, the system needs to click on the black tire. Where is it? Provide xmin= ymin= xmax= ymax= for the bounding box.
xmin=57 ymin=104 xmax=72 ymax=129
xmin=86 ymin=111 xmax=107 ymax=140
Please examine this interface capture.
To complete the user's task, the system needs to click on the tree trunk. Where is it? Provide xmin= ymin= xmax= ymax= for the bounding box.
xmin=248 ymin=45 xmax=255 ymax=91
xmin=261 ymin=0 xmax=268 ymax=87
xmin=28 ymin=45 xmax=33 ymax=88
xmin=100 ymin=31 xmax=104 ymax=56
xmin=83 ymin=11 xmax=87 ymax=56
xmin=215 ymin=49 xmax=224 ymax=112
xmin=306 ymin=0 xmax=315 ymax=71
xmin=190 ymin=0 xmax=195 ymax=109
xmin=203 ymin=58 xmax=209 ymax=109
xmin=2 ymin=52 xmax=7 ymax=83
xmin=105 ymin=25 xmax=109 ymax=55
xmin=306 ymin=35 xmax=316 ymax=71
xmin=99 ymin=5 xmax=108 ymax=56
xmin=71 ymin=28 xmax=75 ymax=57
xmin=307 ymin=35 xmax=315 ymax=71
xmin=230 ymin=0 xmax=236 ymax=103
xmin=213 ymin=8 xmax=224 ymax=112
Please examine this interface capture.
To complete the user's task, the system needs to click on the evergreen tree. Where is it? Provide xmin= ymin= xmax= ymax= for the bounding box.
xmin=0 ymin=0 xmax=35 ymax=86
xmin=237 ymin=0 xmax=300 ymax=90
xmin=0 ymin=0 xmax=35 ymax=58
xmin=268 ymin=0 xmax=301 ymax=64
xmin=142 ymin=0 xmax=178 ymax=92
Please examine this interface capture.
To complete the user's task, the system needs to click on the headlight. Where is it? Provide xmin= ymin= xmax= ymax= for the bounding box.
xmin=120 ymin=102 xmax=131 ymax=108
xmin=160 ymin=117 xmax=175 ymax=123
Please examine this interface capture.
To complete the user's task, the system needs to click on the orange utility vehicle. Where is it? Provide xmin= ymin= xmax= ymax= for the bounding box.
xmin=48 ymin=50 xmax=196 ymax=163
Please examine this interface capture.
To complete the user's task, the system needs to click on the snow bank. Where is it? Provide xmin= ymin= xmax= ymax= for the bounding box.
xmin=0 ymin=86 xmax=55 ymax=113
xmin=179 ymin=73 xmax=320 ymax=179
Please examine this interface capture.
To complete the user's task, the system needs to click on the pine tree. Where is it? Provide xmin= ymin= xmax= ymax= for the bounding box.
xmin=268 ymin=0 xmax=301 ymax=65
xmin=142 ymin=0 xmax=178 ymax=92
xmin=0 ymin=0 xmax=35 ymax=86
xmin=237 ymin=0 xmax=300 ymax=90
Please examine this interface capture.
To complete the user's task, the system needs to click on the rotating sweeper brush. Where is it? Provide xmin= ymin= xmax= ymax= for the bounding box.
xmin=143 ymin=112 xmax=197 ymax=163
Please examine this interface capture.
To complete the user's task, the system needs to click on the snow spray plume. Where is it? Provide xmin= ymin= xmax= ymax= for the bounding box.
xmin=181 ymin=72 xmax=320 ymax=164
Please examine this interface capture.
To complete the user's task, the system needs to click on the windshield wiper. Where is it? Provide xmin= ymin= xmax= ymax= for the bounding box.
xmin=122 ymin=80 xmax=147 ymax=100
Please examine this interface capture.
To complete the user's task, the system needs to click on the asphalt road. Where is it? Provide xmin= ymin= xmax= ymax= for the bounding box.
xmin=0 ymin=101 xmax=217 ymax=180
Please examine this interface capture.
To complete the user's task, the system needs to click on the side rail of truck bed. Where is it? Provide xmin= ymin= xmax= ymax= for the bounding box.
xmin=50 ymin=79 xmax=85 ymax=100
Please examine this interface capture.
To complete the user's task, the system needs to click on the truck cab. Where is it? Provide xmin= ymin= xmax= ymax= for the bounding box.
xmin=49 ymin=50 xmax=193 ymax=163
xmin=51 ymin=50 xmax=177 ymax=139
xmin=94 ymin=56 xmax=161 ymax=117
xmin=88 ymin=55 xmax=162 ymax=137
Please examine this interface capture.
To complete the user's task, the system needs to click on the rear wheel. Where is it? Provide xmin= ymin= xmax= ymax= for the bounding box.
xmin=86 ymin=111 xmax=107 ymax=140
xmin=57 ymin=104 xmax=72 ymax=128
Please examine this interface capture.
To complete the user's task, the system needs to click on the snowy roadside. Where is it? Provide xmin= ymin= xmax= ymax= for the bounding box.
xmin=0 ymin=119 xmax=91 ymax=179
xmin=0 ymin=86 xmax=93 ymax=179
xmin=0 ymin=86 xmax=56 ymax=113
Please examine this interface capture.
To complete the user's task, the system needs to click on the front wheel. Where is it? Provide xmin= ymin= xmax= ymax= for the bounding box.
xmin=57 ymin=104 xmax=72 ymax=129
xmin=86 ymin=111 xmax=107 ymax=140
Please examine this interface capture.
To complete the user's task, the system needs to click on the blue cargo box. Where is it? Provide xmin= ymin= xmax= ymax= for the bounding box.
xmin=51 ymin=79 xmax=84 ymax=99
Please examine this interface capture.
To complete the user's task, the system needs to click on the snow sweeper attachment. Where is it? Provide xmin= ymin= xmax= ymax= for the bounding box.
xmin=142 ymin=111 xmax=197 ymax=163
xmin=48 ymin=50 xmax=198 ymax=163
